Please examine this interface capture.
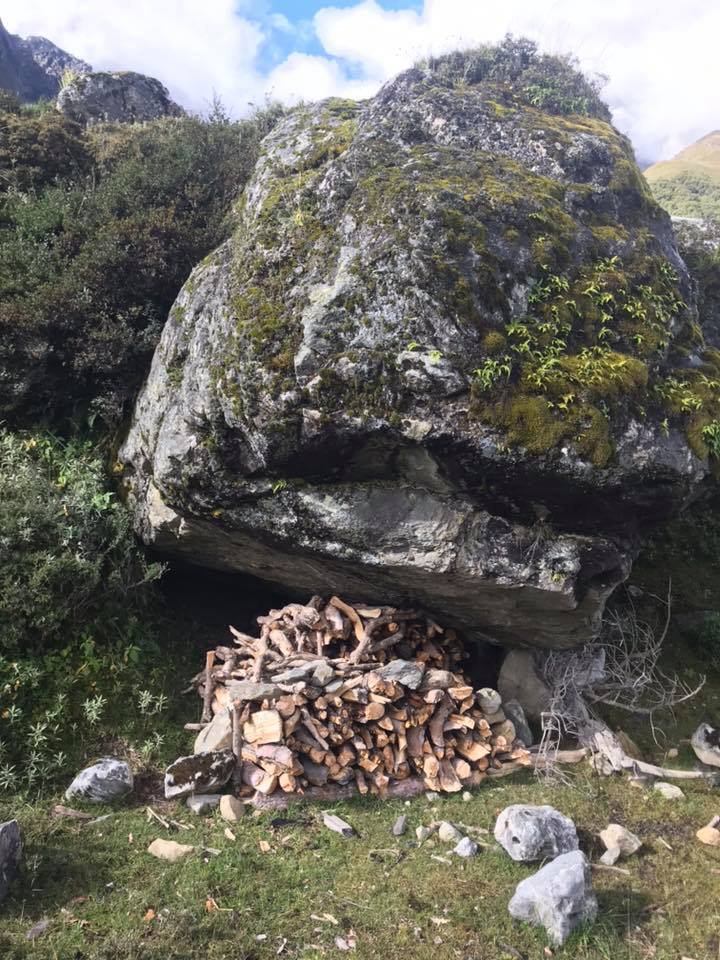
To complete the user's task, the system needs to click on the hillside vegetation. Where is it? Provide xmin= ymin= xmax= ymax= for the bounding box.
xmin=645 ymin=131 xmax=720 ymax=220
xmin=0 ymin=94 xmax=282 ymax=426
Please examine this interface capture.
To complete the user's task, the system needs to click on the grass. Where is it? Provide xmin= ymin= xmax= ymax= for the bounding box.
xmin=2 ymin=653 xmax=720 ymax=960
xmin=1 ymin=769 xmax=720 ymax=959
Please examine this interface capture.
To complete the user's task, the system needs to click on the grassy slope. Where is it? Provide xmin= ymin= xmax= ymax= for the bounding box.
xmin=0 ymin=641 xmax=718 ymax=960
xmin=645 ymin=131 xmax=720 ymax=219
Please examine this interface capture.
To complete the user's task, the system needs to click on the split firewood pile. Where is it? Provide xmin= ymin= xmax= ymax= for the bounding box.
xmin=185 ymin=596 xmax=531 ymax=800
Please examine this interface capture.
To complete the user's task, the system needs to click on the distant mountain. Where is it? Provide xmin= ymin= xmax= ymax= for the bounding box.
xmin=0 ymin=18 xmax=90 ymax=102
xmin=645 ymin=131 xmax=720 ymax=220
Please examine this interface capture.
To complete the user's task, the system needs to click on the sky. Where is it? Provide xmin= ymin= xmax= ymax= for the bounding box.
xmin=3 ymin=0 xmax=718 ymax=164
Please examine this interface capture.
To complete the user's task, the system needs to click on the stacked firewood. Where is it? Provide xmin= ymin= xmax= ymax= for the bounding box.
xmin=187 ymin=596 xmax=531 ymax=798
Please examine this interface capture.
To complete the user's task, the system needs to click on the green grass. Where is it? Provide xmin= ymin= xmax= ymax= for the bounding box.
xmin=1 ymin=770 xmax=720 ymax=959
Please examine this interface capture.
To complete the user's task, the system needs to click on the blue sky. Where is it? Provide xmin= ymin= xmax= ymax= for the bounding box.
xmin=4 ymin=0 xmax=718 ymax=162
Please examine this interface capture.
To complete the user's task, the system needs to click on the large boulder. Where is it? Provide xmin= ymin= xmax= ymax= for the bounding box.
xmin=56 ymin=70 xmax=184 ymax=125
xmin=65 ymin=758 xmax=134 ymax=803
xmin=120 ymin=43 xmax=716 ymax=650
xmin=494 ymin=804 xmax=578 ymax=862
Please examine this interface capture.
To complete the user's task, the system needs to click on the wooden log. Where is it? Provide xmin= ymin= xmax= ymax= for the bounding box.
xmin=244 ymin=709 xmax=283 ymax=745
xmin=201 ymin=650 xmax=216 ymax=722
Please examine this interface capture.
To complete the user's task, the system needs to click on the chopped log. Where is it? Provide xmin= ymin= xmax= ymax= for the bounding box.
xmin=201 ymin=650 xmax=216 ymax=722
xmin=244 ymin=709 xmax=283 ymax=745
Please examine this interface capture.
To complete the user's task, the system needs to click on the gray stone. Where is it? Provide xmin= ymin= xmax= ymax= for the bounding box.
xmin=164 ymin=750 xmax=234 ymax=800
xmin=0 ymin=20 xmax=89 ymax=102
xmin=438 ymin=821 xmax=462 ymax=843
xmin=416 ymin=825 xmax=431 ymax=842
xmin=0 ymin=820 xmax=22 ymax=902
xmin=376 ymin=659 xmax=424 ymax=690
xmin=56 ymin=70 xmax=184 ymax=125
xmin=477 ymin=688 xmax=502 ymax=714
xmin=392 ymin=815 xmax=407 ymax=837
xmin=224 ymin=680 xmax=283 ymax=703
xmin=691 ymin=723 xmax=720 ymax=768
xmin=599 ymin=845 xmax=621 ymax=866
xmin=503 ymin=699 xmax=534 ymax=746
xmin=220 ymin=794 xmax=246 ymax=821
xmin=194 ymin=709 xmax=232 ymax=754
xmin=119 ymin=49 xmax=706 ymax=652
xmin=599 ymin=823 xmax=641 ymax=857
xmin=312 ymin=661 xmax=335 ymax=686
xmin=65 ymin=758 xmax=133 ymax=804
xmin=653 ymin=781 xmax=685 ymax=800
xmin=497 ymin=650 xmax=552 ymax=722
xmin=494 ymin=805 xmax=578 ymax=862
xmin=508 ymin=850 xmax=597 ymax=946
xmin=453 ymin=836 xmax=479 ymax=858
xmin=186 ymin=794 xmax=221 ymax=815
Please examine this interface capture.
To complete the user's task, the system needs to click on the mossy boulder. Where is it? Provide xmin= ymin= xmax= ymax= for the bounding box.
xmin=121 ymin=45 xmax=718 ymax=650
xmin=56 ymin=70 xmax=184 ymax=125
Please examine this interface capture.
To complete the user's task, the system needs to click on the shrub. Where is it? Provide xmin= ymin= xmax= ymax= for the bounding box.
xmin=0 ymin=429 xmax=175 ymax=790
xmin=0 ymin=102 xmax=284 ymax=426
xmin=420 ymin=35 xmax=609 ymax=119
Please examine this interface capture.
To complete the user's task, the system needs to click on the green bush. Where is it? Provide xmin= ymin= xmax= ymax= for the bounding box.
xmin=0 ymin=102 xmax=283 ymax=426
xmin=650 ymin=171 xmax=720 ymax=221
xmin=421 ymin=35 xmax=609 ymax=119
xmin=693 ymin=612 xmax=720 ymax=670
xmin=0 ymin=429 xmax=178 ymax=791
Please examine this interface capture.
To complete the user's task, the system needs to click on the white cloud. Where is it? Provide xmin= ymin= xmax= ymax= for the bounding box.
xmin=2 ymin=0 xmax=718 ymax=161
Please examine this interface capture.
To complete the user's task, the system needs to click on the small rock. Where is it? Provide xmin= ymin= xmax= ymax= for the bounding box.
xmin=438 ymin=821 xmax=462 ymax=843
xmin=495 ymin=805 xmax=578 ymax=862
xmin=194 ymin=709 xmax=232 ymax=754
xmin=425 ymin=791 xmax=439 ymax=802
xmin=697 ymin=818 xmax=720 ymax=846
xmin=666 ymin=747 xmax=679 ymax=759
xmin=599 ymin=824 xmax=641 ymax=857
xmin=462 ymin=791 xmax=472 ymax=803
xmin=477 ymin=688 xmax=502 ymax=714
xmin=0 ymin=820 xmax=22 ymax=902
xmin=65 ymin=758 xmax=133 ymax=804
xmin=25 ymin=919 xmax=51 ymax=941
xmin=653 ymin=781 xmax=684 ymax=800
xmin=220 ymin=795 xmax=246 ymax=822
xmin=628 ymin=775 xmax=651 ymax=790
xmin=691 ymin=723 xmax=720 ymax=768
xmin=599 ymin=846 xmax=621 ymax=866
xmin=312 ymin=661 xmax=335 ymax=686
xmin=164 ymin=750 xmax=234 ymax=800
xmin=508 ymin=850 xmax=597 ymax=947
xmin=376 ymin=659 xmax=424 ymax=690
xmin=503 ymin=699 xmax=534 ymax=746
xmin=147 ymin=838 xmax=195 ymax=862
xmin=186 ymin=794 xmax=221 ymax=815
xmin=392 ymin=815 xmax=407 ymax=837
xmin=416 ymin=825 xmax=431 ymax=842
xmin=453 ymin=836 xmax=478 ymax=858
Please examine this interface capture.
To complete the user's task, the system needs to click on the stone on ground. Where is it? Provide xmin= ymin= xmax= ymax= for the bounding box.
xmin=164 ymin=750 xmax=234 ymax=800
xmin=599 ymin=823 xmax=641 ymax=857
xmin=653 ymin=781 xmax=685 ymax=800
xmin=438 ymin=821 xmax=462 ymax=843
xmin=392 ymin=815 xmax=407 ymax=837
xmin=477 ymin=688 xmax=502 ymax=715
xmin=186 ymin=794 xmax=221 ymax=815
xmin=599 ymin=846 xmax=621 ymax=866
xmin=494 ymin=805 xmax=578 ymax=862
xmin=220 ymin=795 xmax=246 ymax=822
xmin=508 ymin=850 xmax=598 ymax=946
xmin=147 ymin=838 xmax=195 ymax=862
xmin=497 ymin=651 xmax=552 ymax=722
xmin=65 ymin=758 xmax=133 ymax=803
xmin=454 ymin=836 xmax=479 ymax=858
xmin=691 ymin=723 xmax=720 ymax=768
xmin=0 ymin=820 xmax=22 ymax=902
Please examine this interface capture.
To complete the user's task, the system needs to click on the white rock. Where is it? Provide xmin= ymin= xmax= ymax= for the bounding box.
xmin=691 ymin=723 xmax=720 ymax=768
xmin=477 ymin=688 xmax=502 ymax=714
xmin=220 ymin=795 xmax=246 ymax=822
xmin=454 ymin=836 xmax=478 ymax=858
xmin=653 ymin=781 xmax=684 ymax=800
xmin=509 ymin=850 xmax=597 ymax=946
xmin=599 ymin=845 xmax=621 ymax=866
xmin=438 ymin=821 xmax=462 ymax=843
xmin=147 ymin=838 xmax=194 ymax=862
xmin=65 ymin=758 xmax=133 ymax=804
xmin=599 ymin=823 xmax=641 ymax=857
xmin=494 ymin=805 xmax=578 ymax=862
xmin=186 ymin=794 xmax=221 ymax=815
xmin=416 ymin=826 xmax=431 ymax=842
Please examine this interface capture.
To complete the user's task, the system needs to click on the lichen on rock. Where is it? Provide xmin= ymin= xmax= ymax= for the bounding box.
xmin=120 ymin=43 xmax=718 ymax=650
